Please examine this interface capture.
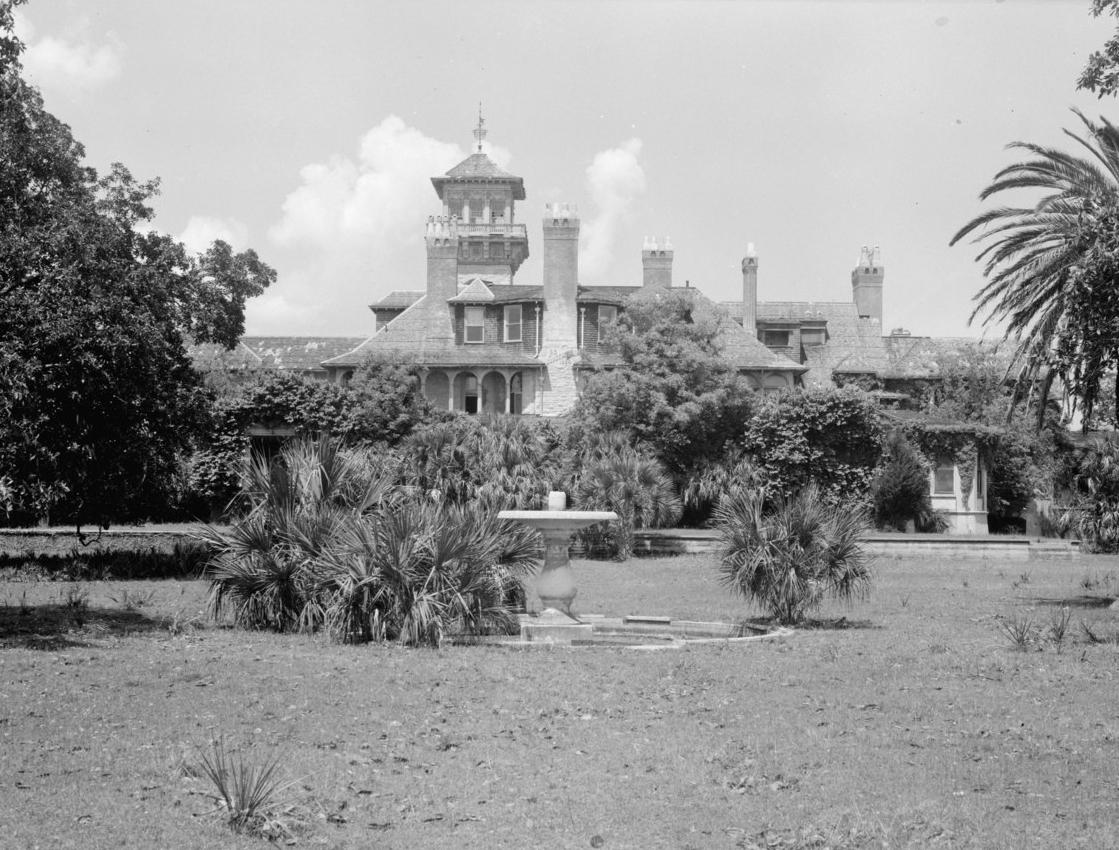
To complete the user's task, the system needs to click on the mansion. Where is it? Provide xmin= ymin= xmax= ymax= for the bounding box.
xmin=198 ymin=123 xmax=989 ymax=414
xmin=192 ymin=121 xmax=1016 ymax=536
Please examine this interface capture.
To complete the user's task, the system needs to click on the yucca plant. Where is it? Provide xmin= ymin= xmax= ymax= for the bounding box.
xmin=196 ymin=736 xmax=298 ymax=836
xmin=714 ymin=482 xmax=871 ymax=625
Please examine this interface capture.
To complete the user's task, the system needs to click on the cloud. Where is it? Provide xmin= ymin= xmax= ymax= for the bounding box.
xmin=579 ymin=139 xmax=646 ymax=279
xmin=178 ymin=215 xmax=249 ymax=254
xmin=14 ymin=12 xmax=123 ymax=93
xmin=255 ymin=115 xmax=509 ymax=334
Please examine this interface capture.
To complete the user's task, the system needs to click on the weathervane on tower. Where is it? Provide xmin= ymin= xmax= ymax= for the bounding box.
xmin=473 ymin=103 xmax=486 ymax=152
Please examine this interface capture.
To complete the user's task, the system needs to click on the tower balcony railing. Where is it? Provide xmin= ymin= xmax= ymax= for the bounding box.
xmin=456 ymin=222 xmax=528 ymax=239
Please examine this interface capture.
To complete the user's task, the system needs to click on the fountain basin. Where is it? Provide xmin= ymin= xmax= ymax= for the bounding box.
xmin=498 ymin=510 xmax=618 ymax=531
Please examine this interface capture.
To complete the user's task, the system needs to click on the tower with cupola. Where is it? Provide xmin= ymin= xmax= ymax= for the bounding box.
xmin=428 ymin=113 xmax=530 ymax=288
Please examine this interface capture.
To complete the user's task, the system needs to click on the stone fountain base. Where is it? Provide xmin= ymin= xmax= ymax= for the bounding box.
xmin=519 ymin=607 xmax=595 ymax=642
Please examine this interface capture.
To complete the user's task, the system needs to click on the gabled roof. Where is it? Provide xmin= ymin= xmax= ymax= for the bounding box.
xmin=431 ymin=152 xmax=527 ymax=200
xmin=323 ymin=294 xmax=541 ymax=370
xmin=447 ymin=278 xmax=496 ymax=302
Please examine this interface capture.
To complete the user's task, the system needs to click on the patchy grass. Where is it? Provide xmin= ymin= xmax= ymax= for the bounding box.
xmin=0 ymin=554 xmax=1117 ymax=849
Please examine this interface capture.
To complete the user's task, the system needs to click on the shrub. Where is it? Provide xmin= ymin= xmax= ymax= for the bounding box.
xmin=742 ymin=387 xmax=883 ymax=502
xmin=343 ymin=353 xmax=435 ymax=445
xmin=201 ymin=437 xmax=398 ymax=633
xmin=681 ymin=446 xmax=767 ymax=526
xmin=871 ymin=430 xmax=937 ymax=532
xmin=714 ymin=482 xmax=872 ymax=625
xmin=201 ymin=435 xmax=539 ymax=645
xmin=573 ymin=447 xmax=682 ymax=560
xmin=399 ymin=415 xmax=562 ymax=510
xmin=1059 ymin=437 xmax=1119 ymax=552
xmin=319 ymin=502 xmax=538 ymax=646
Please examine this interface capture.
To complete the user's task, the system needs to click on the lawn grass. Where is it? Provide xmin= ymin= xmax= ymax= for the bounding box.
xmin=1 ymin=553 xmax=1118 ymax=849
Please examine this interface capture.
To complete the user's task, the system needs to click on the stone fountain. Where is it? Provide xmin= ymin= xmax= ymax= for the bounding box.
xmin=499 ymin=491 xmax=616 ymax=641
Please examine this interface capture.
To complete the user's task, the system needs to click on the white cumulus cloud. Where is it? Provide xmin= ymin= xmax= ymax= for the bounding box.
xmin=579 ymin=139 xmax=646 ymax=280
xmin=14 ymin=12 xmax=123 ymax=93
xmin=178 ymin=215 xmax=249 ymax=255
xmin=253 ymin=115 xmax=510 ymax=334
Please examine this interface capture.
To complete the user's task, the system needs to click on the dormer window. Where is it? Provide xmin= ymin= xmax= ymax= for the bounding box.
xmin=801 ymin=329 xmax=826 ymax=346
xmin=465 ymin=306 xmax=485 ymax=343
xmin=504 ymin=305 xmax=522 ymax=343
xmin=761 ymin=329 xmax=791 ymax=347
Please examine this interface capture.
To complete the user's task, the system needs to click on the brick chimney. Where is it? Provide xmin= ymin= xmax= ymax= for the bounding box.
xmin=542 ymin=203 xmax=579 ymax=347
xmin=851 ymin=245 xmax=884 ymax=323
xmin=642 ymin=236 xmax=673 ymax=288
xmin=741 ymin=243 xmax=758 ymax=334
xmin=425 ymin=215 xmax=459 ymax=301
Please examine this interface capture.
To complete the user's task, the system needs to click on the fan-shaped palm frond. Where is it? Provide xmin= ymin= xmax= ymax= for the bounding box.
xmin=714 ymin=483 xmax=871 ymax=625
xmin=952 ymin=109 xmax=1119 ymax=427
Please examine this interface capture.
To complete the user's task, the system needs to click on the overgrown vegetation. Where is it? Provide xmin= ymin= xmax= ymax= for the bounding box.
xmin=0 ymin=6 xmax=274 ymax=528
xmin=741 ymin=387 xmax=883 ymax=502
xmin=870 ymin=430 xmax=941 ymax=532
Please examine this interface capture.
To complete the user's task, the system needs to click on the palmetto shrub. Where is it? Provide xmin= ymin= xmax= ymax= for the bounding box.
xmin=400 ymin=415 xmax=561 ymax=509
xmin=202 ymin=437 xmax=393 ymax=632
xmin=682 ymin=446 xmax=768 ymax=525
xmin=320 ymin=503 xmax=539 ymax=646
xmin=201 ymin=435 xmax=539 ymax=646
xmin=574 ymin=446 xmax=682 ymax=560
xmin=714 ymin=483 xmax=871 ymax=625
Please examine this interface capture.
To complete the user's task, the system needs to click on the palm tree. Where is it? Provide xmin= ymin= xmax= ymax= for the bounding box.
xmin=714 ymin=483 xmax=871 ymax=625
xmin=950 ymin=109 xmax=1119 ymax=426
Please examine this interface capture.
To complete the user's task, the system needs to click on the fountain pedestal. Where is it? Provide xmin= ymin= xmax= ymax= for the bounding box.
xmin=498 ymin=499 xmax=616 ymax=631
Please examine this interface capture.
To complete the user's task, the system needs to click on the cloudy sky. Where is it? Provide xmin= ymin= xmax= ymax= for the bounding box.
xmin=13 ymin=0 xmax=1118 ymax=339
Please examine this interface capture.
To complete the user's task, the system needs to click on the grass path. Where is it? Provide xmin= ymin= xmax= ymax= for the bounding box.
xmin=1 ymin=554 xmax=1117 ymax=849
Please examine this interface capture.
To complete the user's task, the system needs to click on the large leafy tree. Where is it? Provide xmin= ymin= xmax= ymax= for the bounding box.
xmin=571 ymin=289 xmax=755 ymax=475
xmin=1079 ymin=0 xmax=1119 ymax=97
xmin=950 ymin=109 xmax=1119 ymax=429
xmin=0 ymin=2 xmax=275 ymax=526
